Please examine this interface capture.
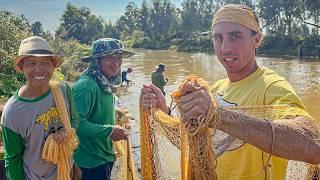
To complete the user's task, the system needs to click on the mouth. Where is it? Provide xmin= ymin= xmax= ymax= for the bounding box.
xmin=223 ymin=57 xmax=238 ymax=64
xmin=110 ymin=66 xmax=120 ymax=72
xmin=33 ymin=75 xmax=47 ymax=80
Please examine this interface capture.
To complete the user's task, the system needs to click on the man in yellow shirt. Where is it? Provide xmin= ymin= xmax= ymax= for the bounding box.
xmin=140 ymin=4 xmax=320 ymax=179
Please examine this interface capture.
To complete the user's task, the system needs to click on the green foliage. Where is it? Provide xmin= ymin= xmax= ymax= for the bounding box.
xmin=124 ymin=30 xmax=145 ymax=48
xmin=176 ymin=35 xmax=213 ymax=53
xmin=0 ymin=73 xmax=24 ymax=97
xmin=302 ymin=35 xmax=320 ymax=57
xmin=52 ymin=38 xmax=90 ymax=81
xmin=31 ymin=21 xmax=44 ymax=36
xmin=0 ymin=11 xmax=31 ymax=98
xmin=52 ymin=68 xmax=65 ymax=81
xmin=56 ymin=3 xmax=104 ymax=44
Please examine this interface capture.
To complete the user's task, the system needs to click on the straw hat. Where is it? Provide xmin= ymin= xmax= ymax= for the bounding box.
xmin=81 ymin=38 xmax=135 ymax=62
xmin=14 ymin=36 xmax=62 ymax=72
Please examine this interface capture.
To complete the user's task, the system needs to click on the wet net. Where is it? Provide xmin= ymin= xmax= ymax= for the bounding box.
xmin=139 ymin=75 xmax=320 ymax=180
xmin=111 ymin=108 xmax=137 ymax=180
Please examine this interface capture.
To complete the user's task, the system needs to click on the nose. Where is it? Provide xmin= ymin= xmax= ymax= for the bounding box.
xmin=34 ymin=64 xmax=43 ymax=72
xmin=221 ymin=40 xmax=233 ymax=54
xmin=114 ymin=58 xmax=122 ymax=67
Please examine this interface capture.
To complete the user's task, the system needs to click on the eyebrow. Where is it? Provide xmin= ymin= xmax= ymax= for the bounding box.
xmin=213 ymin=31 xmax=242 ymax=37
xmin=228 ymin=31 xmax=242 ymax=36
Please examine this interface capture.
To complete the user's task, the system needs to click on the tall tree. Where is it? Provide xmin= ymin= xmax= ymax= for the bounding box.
xmin=304 ymin=0 xmax=320 ymax=35
xmin=118 ymin=2 xmax=141 ymax=36
xmin=57 ymin=3 xmax=104 ymax=44
xmin=31 ymin=21 xmax=44 ymax=36
xmin=0 ymin=11 xmax=31 ymax=97
xmin=140 ymin=0 xmax=150 ymax=36
xmin=258 ymin=0 xmax=303 ymax=35
xmin=181 ymin=0 xmax=201 ymax=38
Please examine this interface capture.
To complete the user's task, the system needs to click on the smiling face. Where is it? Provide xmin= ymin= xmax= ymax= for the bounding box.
xmin=212 ymin=22 xmax=262 ymax=82
xmin=99 ymin=56 xmax=123 ymax=78
xmin=20 ymin=56 xmax=56 ymax=90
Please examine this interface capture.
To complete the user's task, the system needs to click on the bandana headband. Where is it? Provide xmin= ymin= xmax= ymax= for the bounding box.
xmin=212 ymin=4 xmax=260 ymax=33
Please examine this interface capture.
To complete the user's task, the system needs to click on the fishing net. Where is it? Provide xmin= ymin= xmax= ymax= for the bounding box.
xmin=111 ymin=108 xmax=137 ymax=180
xmin=139 ymin=74 xmax=320 ymax=180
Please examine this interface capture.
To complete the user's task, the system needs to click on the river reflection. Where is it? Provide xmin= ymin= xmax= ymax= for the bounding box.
xmin=117 ymin=49 xmax=320 ymax=171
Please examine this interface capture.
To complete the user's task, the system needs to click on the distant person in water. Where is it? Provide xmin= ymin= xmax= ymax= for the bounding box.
xmin=121 ymin=67 xmax=133 ymax=86
xmin=151 ymin=63 xmax=168 ymax=95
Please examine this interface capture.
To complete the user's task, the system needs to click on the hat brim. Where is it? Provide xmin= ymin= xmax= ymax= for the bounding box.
xmin=14 ymin=54 xmax=62 ymax=73
xmin=155 ymin=66 xmax=166 ymax=71
xmin=81 ymin=50 xmax=135 ymax=62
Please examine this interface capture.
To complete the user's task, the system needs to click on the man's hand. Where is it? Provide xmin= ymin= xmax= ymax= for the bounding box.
xmin=110 ymin=125 xmax=129 ymax=141
xmin=140 ymin=84 xmax=169 ymax=113
xmin=52 ymin=128 xmax=68 ymax=144
xmin=180 ymin=82 xmax=211 ymax=124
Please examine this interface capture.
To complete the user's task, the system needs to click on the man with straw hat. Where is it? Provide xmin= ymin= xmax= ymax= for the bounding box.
xmin=140 ymin=4 xmax=320 ymax=179
xmin=72 ymin=38 xmax=134 ymax=180
xmin=1 ymin=36 xmax=79 ymax=180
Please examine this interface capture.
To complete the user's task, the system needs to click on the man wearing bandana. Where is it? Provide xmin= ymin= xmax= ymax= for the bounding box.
xmin=140 ymin=4 xmax=320 ymax=179
xmin=72 ymin=38 xmax=135 ymax=180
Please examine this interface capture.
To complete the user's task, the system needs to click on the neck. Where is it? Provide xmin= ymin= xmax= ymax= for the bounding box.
xmin=19 ymin=83 xmax=49 ymax=98
xmin=228 ymin=59 xmax=259 ymax=82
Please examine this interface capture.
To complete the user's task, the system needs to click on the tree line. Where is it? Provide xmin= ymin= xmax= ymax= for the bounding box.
xmin=54 ymin=0 xmax=319 ymax=54
xmin=0 ymin=0 xmax=320 ymax=98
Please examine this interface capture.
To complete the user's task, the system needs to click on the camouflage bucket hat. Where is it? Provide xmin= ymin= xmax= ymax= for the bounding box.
xmin=81 ymin=38 xmax=135 ymax=62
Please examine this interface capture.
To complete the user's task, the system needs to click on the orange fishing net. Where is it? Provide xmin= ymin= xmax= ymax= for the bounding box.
xmin=139 ymin=75 xmax=320 ymax=180
xmin=111 ymin=108 xmax=137 ymax=180
xmin=42 ymin=81 xmax=79 ymax=180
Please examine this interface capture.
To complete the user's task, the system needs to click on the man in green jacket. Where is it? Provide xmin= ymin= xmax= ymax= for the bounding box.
xmin=72 ymin=38 xmax=134 ymax=180
xmin=151 ymin=63 xmax=168 ymax=95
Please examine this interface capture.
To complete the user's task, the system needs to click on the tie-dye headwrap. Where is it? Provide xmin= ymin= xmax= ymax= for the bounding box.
xmin=212 ymin=4 xmax=260 ymax=32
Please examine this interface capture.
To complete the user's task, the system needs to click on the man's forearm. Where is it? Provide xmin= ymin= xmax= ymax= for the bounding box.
xmin=216 ymin=107 xmax=320 ymax=164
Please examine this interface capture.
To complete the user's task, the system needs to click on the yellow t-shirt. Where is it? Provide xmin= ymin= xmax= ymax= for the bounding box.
xmin=210 ymin=67 xmax=311 ymax=180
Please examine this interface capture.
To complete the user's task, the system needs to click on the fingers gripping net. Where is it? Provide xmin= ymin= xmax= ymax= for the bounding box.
xmin=140 ymin=75 xmax=218 ymax=180
xmin=140 ymin=75 xmax=320 ymax=179
xmin=111 ymin=109 xmax=137 ymax=180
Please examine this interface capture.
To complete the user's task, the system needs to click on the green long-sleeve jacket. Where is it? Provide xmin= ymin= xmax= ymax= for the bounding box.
xmin=72 ymin=75 xmax=116 ymax=168
xmin=151 ymin=71 xmax=167 ymax=93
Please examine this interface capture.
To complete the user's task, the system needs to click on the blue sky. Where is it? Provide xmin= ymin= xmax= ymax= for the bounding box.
xmin=0 ymin=0 xmax=182 ymax=32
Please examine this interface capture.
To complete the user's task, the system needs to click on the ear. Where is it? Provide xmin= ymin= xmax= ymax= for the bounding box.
xmin=254 ymin=32 xmax=263 ymax=48
xmin=52 ymin=58 xmax=57 ymax=67
xmin=17 ymin=61 xmax=24 ymax=72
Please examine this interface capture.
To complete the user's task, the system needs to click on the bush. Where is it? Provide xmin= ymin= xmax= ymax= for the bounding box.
xmin=0 ymin=11 xmax=32 ymax=98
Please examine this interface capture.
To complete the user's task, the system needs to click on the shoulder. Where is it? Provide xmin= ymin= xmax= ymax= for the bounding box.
xmin=210 ymin=78 xmax=228 ymax=93
xmin=259 ymin=67 xmax=286 ymax=86
xmin=151 ymin=71 xmax=159 ymax=77
xmin=258 ymin=68 xmax=297 ymax=94
xmin=1 ymin=96 xmax=22 ymax=127
xmin=73 ymin=75 xmax=99 ymax=92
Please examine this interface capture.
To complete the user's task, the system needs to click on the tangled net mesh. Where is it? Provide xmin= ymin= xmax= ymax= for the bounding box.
xmin=111 ymin=108 xmax=138 ymax=180
xmin=139 ymin=74 xmax=320 ymax=180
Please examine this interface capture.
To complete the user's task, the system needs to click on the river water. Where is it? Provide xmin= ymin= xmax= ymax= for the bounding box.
xmin=117 ymin=49 xmax=320 ymax=173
